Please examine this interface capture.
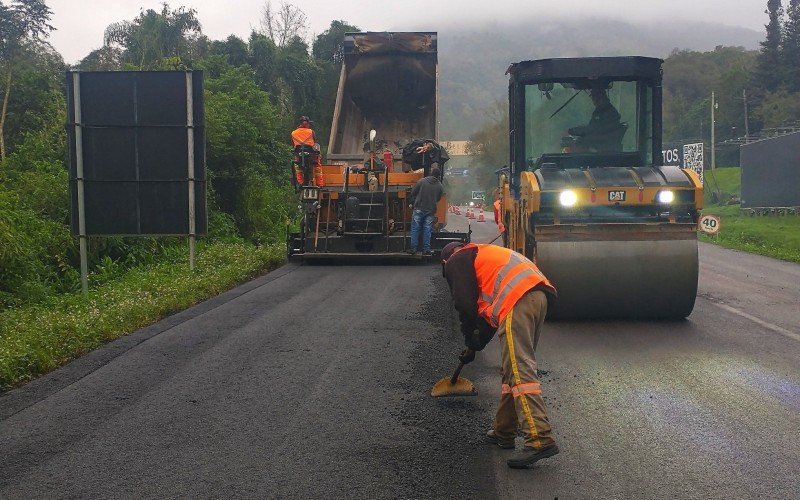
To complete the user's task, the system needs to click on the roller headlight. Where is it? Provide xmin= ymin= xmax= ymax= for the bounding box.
xmin=657 ymin=190 xmax=675 ymax=204
xmin=559 ymin=190 xmax=578 ymax=207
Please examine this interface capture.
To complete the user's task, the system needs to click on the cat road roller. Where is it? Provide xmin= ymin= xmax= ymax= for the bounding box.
xmin=499 ymin=56 xmax=703 ymax=319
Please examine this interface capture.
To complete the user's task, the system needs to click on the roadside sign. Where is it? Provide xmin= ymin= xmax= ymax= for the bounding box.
xmin=699 ymin=214 xmax=720 ymax=235
xmin=471 ymin=190 xmax=485 ymax=200
xmin=683 ymin=143 xmax=704 ymax=185
xmin=661 ymin=144 xmax=682 ymax=166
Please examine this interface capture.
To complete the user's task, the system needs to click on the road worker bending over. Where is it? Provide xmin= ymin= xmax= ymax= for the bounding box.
xmin=290 ymin=116 xmax=324 ymax=187
xmin=440 ymin=242 xmax=559 ymax=469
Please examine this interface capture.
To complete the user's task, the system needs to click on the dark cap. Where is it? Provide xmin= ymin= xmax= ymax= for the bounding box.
xmin=441 ymin=241 xmax=465 ymax=263
xmin=589 ymin=88 xmax=608 ymax=99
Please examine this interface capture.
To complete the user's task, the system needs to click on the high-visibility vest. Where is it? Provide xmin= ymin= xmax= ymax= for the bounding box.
xmin=463 ymin=243 xmax=556 ymax=328
xmin=493 ymin=199 xmax=505 ymax=232
xmin=291 ymin=127 xmax=315 ymax=147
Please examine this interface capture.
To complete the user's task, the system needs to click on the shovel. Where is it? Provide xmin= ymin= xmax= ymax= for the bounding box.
xmin=430 ymin=360 xmax=477 ymax=397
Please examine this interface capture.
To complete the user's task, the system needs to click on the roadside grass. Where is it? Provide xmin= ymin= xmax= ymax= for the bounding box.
xmin=700 ymin=167 xmax=800 ymax=263
xmin=0 ymin=241 xmax=285 ymax=391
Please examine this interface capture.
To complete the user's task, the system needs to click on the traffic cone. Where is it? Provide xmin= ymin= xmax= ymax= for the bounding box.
xmin=478 ymin=209 xmax=484 ymax=222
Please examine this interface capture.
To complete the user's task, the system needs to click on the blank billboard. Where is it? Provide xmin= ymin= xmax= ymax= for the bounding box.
xmin=740 ymin=132 xmax=800 ymax=208
xmin=67 ymin=71 xmax=207 ymax=235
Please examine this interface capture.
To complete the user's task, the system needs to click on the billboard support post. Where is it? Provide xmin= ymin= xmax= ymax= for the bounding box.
xmin=186 ymin=72 xmax=196 ymax=271
xmin=72 ymin=72 xmax=89 ymax=293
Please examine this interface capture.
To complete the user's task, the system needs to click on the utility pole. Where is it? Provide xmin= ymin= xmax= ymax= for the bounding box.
xmin=743 ymin=88 xmax=750 ymax=143
xmin=711 ymin=91 xmax=717 ymax=171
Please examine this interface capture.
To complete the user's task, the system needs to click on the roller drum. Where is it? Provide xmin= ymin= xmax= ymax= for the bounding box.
xmin=536 ymin=234 xmax=698 ymax=319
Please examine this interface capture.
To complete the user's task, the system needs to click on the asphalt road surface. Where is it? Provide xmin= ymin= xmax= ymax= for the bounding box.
xmin=2 ymin=209 xmax=798 ymax=499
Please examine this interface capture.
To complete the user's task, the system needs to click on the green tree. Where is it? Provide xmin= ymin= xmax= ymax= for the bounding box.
xmin=77 ymin=45 xmax=123 ymax=71
xmin=103 ymin=3 xmax=201 ymax=69
xmin=0 ymin=43 xmax=63 ymax=154
xmin=466 ymin=100 xmax=508 ymax=194
xmin=209 ymin=35 xmax=248 ymax=67
xmin=276 ymin=51 xmax=321 ymax=126
xmin=756 ymin=0 xmax=784 ymax=93
xmin=783 ymin=0 xmax=800 ymax=92
xmin=312 ymin=20 xmax=359 ymax=63
xmin=0 ymin=0 xmax=54 ymax=159
xmin=248 ymin=32 xmax=278 ymax=94
xmin=753 ymin=89 xmax=800 ymax=127
xmin=662 ymin=47 xmax=757 ymax=142
xmin=202 ymin=62 xmax=290 ymax=240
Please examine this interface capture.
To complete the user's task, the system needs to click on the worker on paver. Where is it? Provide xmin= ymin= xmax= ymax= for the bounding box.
xmin=440 ymin=241 xmax=559 ymax=469
xmin=291 ymin=116 xmax=324 ymax=187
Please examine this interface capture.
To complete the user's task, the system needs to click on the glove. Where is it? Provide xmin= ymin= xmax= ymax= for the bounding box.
xmin=464 ymin=329 xmax=480 ymax=350
xmin=459 ymin=348 xmax=476 ymax=365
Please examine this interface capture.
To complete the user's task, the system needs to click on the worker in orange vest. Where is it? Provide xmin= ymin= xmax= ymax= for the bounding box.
xmin=493 ymin=190 xmax=506 ymax=234
xmin=440 ymin=241 xmax=559 ymax=469
xmin=290 ymin=116 xmax=324 ymax=187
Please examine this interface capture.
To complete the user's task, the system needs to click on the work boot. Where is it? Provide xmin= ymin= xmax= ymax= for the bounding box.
xmin=486 ymin=429 xmax=515 ymax=449
xmin=506 ymin=444 xmax=560 ymax=469
xmin=422 ymin=250 xmax=433 ymax=257
xmin=406 ymin=248 xmax=418 ymax=256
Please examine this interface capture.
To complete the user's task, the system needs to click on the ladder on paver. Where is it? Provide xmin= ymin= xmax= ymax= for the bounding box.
xmin=342 ymin=160 xmax=393 ymax=251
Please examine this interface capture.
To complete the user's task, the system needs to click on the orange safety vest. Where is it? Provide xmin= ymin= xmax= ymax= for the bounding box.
xmin=291 ymin=127 xmax=315 ymax=147
xmin=463 ymin=243 xmax=555 ymax=328
xmin=493 ymin=199 xmax=505 ymax=232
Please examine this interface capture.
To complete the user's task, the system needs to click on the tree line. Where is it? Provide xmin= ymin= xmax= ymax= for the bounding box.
xmin=0 ymin=0 xmax=356 ymax=305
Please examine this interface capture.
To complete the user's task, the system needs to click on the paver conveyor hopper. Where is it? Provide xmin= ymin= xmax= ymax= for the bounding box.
xmin=499 ymin=57 xmax=703 ymax=319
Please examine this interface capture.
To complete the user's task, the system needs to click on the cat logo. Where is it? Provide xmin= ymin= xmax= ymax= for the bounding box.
xmin=608 ymin=190 xmax=626 ymax=202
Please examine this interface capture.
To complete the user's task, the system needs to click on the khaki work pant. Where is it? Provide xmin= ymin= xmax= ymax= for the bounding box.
xmin=493 ymin=289 xmax=556 ymax=450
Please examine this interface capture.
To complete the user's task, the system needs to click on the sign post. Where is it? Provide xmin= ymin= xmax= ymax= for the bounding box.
xmin=186 ymin=72 xmax=196 ymax=271
xmin=71 ymin=72 xmax=89 ymax=293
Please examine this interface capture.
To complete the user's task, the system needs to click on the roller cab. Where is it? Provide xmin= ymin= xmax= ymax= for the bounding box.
xmin=503 ymin=57 xmax=702 ymax=319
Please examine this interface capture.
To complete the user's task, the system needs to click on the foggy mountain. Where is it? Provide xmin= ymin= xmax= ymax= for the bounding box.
xmin=435 ymin=18 xmax=762 ymax=139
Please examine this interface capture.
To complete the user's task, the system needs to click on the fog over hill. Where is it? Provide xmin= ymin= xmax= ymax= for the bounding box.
xmin=432 ymin=18 xmax=762 ymax=139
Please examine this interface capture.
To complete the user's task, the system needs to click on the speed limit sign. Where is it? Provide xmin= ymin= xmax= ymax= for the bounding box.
xmin=699 ymin=214 xmax=721 ymax=235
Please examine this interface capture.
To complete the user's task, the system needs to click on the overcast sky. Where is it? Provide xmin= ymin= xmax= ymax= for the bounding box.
xmin=48 ymin=0 xmax=769 ymax=63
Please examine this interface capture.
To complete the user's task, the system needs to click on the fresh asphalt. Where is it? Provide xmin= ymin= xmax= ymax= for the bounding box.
xmin=1 ymin=210 xmax=798 ymax=499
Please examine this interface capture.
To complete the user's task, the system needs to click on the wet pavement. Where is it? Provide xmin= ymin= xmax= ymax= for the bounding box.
xmin=1 ymin=211 xmax=798 ymax=499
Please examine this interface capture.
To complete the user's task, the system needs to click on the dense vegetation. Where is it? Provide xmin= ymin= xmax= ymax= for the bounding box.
xmin=0 ymin=1 xmax=357 ymax=387
xmin=0 ymin=1 xmax=358 ymax=306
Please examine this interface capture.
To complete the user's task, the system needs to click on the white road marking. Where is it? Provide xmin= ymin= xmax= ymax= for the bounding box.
xmin=711 ymin=302 xmax=800 ymax=342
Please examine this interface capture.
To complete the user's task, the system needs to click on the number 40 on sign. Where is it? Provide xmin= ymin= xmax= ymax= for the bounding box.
xmin=699 ymin=214 xmax=721 ymax=235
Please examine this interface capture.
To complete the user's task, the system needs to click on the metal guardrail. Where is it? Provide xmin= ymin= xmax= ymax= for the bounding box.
xmin=719 ymin=122 xmax=800 ymax=146
xmin=741 ymin=206 xmax=800 ymax=216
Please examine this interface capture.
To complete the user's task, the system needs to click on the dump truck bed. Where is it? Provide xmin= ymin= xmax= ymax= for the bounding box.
xmin=328 ymin=32 xmax=438 ymax=163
